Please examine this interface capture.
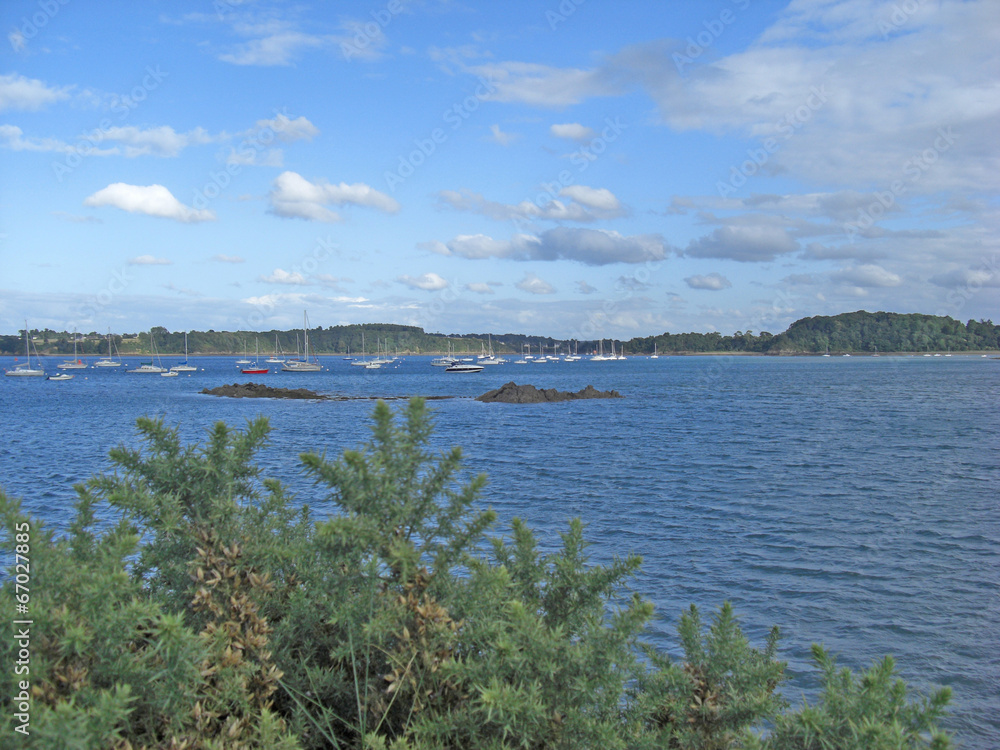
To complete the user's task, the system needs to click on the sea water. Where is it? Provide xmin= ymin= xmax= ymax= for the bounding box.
xmin=1 ymin=354 xmax=997 ymax=747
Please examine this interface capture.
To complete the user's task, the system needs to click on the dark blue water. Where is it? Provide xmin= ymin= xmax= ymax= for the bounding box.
xmin=2 ymin=354 xmax=998 ymax=747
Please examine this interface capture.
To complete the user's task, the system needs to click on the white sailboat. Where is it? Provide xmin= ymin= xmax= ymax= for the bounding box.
xmin=236 ymin=337 xmax=251 ymax=365
xmin=650 ymin=343 xmax=659 ymax=359
xmin=282 ymin=311 xmax=322 ymax=371
xmin=478 ymin=334 xmax=504 ymax=364
xmin=352 ymin=331 xmax=372 ymax=366
xmin=57 ymin=330 xmax=88 ymax=369
xmin=170 ymin=331 xmax=198 ymax=372
xmin=266 ymin=334 xmax=285 ymax=364
xmin=5 ymin=322 xmax=45 ymax=377
xmin=431 ymin=339 xmax=458 ymax=367
xmin=591 ymin=340 xmax=612 ymax=361
xmin=129 ymin=331 xmax=168 ymax=373
xmin=94 ymin=330 xmax=122 ymax=367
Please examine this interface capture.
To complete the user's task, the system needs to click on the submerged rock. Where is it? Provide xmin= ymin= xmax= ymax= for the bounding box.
xmin=201 ymin=382 xmax=329 ymax=400
xmin=475 ymin=381 xmax=622 ymax=403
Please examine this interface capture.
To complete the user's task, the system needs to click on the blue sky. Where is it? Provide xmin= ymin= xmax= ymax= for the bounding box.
xmin=1 ymin=0 xmax=997 ymax=339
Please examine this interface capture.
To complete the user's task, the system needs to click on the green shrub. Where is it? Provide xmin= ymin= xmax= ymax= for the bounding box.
xmin=1 ymin=399 xmax=953 ymax=748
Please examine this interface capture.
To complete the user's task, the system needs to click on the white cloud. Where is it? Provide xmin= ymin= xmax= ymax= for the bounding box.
xmin=464 ymin=3 xmax=1000 ymax=193
xmin=685 ymin=273 xmax=733 ymax=291
xmin=576 ymin=280 xmax=598 ymax=294
xmin=0 ymin=73 xmax=71 ymax=111
xmin=685 ymin=226 xmax=799 ymax=262
xmin=268 ymin=171 xmax=400 ymax=222
xmin=0 ymin=123 xmax=214 ymax=158
xmin=212 ymin=254 xmax=245 ymax=263
xmin=488 ymin=124 xmax=517 ymax=146
xmin=84 ymin=183 xmax=216 ymax=223
xmin=437 ymin=227 xmax=669 ymax=265
xmin=0 ymin=124 xmax=81 ymax=154
xmin=226 ymin=147 xmax=284 ymax=167
xmin=831 ymin=264 xmax=902 ymax=288
xmin=929 ymin=267 xmax=1000 ymax=289
xmin=439 ymin=186 xmax=626 ymax=223
xmin=516 ymin=272 xmax=555 ymax=295
xmin=253 ymin=113 xmax=319 ymax=142
xmin=129 ymin=255 xmax=171 ymax=265
xmin=97 ymin=125 xmax=214 ymax=157
xmin=397 ymin=272 xmax=449 ymax=291
xmin=465 ymin=282 xmax=497 ymax=294
xmin=467 ymin=62 xmax=620 ymax=107
xmin=550 ymin=123 xmax=596 ymax=141
xmin=259 ymin=268 xmax=309 ymax=285
xmin=558 ymin=185 xmax=621 ymax=212
xmin=220 ymin=31 xmax=327 ymax=66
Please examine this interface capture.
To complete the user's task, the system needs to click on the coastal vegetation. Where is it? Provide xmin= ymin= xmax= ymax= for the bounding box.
xmin=1 ymin=400 xmax=953 ymax=748
xmin=2 ymin=311 xmax=998 ymax=357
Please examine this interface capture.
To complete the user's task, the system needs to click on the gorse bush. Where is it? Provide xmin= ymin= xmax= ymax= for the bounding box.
xmin=1 ymin=399 xmax=953 ymax=748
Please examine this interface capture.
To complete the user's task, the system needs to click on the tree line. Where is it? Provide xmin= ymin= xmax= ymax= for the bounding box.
xmin=2 ymin=311 xmax=997 ymax=356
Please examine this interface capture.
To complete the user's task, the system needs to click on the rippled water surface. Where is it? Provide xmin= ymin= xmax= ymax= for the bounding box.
xmin=2 ymin=354 xmax=998 ymax=747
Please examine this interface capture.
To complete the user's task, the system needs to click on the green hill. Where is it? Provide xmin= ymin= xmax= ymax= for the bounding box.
xmin=2 ymin=311 xmax=997 ymax=357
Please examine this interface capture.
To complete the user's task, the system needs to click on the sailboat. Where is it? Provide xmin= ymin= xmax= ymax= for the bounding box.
xmin=431 ymin=339 xmax=458 ymax=367
xmin=5 ymin=322 xmax=46 ymax=377
xmin=170 ymin=331 xmax=198 ymax=372
xmin=57 ymin=330 xmax=88 ymax=369
xmin=364 ymin=336 xmax=384 ymax=369
xmin=94 ymin=330 xmax=122 ymax=367
xmin=129 ymin=331 xmax=168 ymax=373
xmin=241 ymin=337 xmax=268 ymax=374
xmin=235 ymin=337 xmax=251 ymax=365
xmin=352 ymin=331 xmax=372 ymax=366
xmin=266 ymin=334 xmax=285 ymax=364
xmin=478 ymin=334 xmax=504 ymax=364
xmin=281 ymin=312 xmax=322 ymax=371
xmin=650 ymin=343 xmax=659 ymax=359
xmin=591 ymin=340 xmax=612 ymax=361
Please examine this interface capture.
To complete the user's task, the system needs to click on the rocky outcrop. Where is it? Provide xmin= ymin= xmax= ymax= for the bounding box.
xmin=201 ymin=383 xmax=455 ymax=401
xmin=201 ymin=382 xmax=329 ymax=400
xmin=475 ymin=382 xmax=622 ymax=403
